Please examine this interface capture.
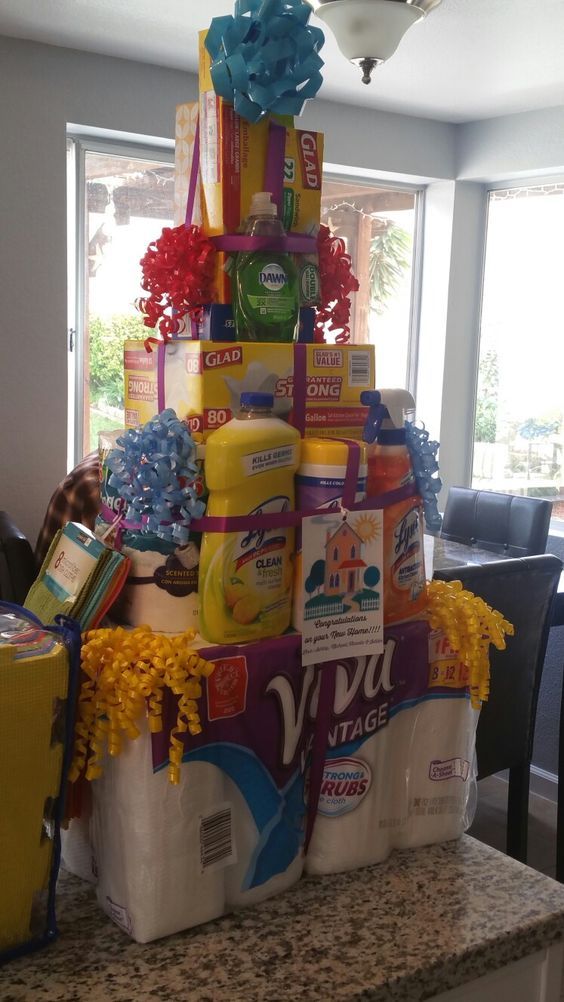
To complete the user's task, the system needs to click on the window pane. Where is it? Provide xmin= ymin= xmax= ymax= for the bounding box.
xmin=83 ymin=151 xmax=174 ymax=456
xmin=320 ymin=179 xmax=418 ymax=387
xmin=472 ymin=184 xmax=564 ymax=521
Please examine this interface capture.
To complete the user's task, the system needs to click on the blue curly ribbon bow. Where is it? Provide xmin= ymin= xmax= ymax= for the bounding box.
xmin=205 ymin=0 xmax=325 ymax=124
xmin=405 ymin=421 xmax=443 ymax=533
xmin=107 ymin=409 xmax=206 ymax=545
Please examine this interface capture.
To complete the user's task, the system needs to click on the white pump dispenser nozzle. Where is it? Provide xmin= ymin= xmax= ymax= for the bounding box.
xmin=249 ymin=192 xmax=277 ymax=217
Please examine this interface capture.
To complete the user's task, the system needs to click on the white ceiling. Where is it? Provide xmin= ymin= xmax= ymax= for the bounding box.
xmin=1 ymin=0 xmax=564 ymax=123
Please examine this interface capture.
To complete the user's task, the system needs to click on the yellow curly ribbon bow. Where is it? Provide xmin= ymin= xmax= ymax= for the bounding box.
xmin=69 ymin=626 xmax=214 ymax=785
xmin=425 ymin=579 xmax=514 ymax=710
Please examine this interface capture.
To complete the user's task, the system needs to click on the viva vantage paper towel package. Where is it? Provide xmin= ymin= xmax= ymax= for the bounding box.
xmin=305 ymin=621 xmax=478 ymax=875
xmin=91 ymin=633 xmax=312 ymax=942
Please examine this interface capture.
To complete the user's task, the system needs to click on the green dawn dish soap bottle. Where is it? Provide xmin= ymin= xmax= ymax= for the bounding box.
xmin=233 ymin=191 xmax=299 ymax=343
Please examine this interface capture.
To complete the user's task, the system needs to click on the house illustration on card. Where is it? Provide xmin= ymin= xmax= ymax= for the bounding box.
xmin=325 ymin=521 xmax=366 ymax=596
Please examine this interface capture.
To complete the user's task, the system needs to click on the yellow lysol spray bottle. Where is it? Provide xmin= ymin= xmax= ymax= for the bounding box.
xmin=198 ymin=392 xmax=301 ymax=644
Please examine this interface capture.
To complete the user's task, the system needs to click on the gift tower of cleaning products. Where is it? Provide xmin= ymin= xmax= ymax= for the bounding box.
xmin=64 ymin=1 xmax=513 ymax=945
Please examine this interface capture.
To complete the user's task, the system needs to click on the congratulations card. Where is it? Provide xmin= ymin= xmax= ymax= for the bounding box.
xmin=300 ymin=508 xmax=384 ymax=666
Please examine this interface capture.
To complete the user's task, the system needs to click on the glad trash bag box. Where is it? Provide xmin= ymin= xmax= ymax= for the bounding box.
xmin=91 ymin=633 xmax=313 ymax=943
xmin=197 ymin=31 xmax=324 ymax=243
xmin=123 ymin=340 xmax=375 ymax=441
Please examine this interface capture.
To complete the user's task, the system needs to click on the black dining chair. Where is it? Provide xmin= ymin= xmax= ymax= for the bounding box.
xmin=441 ymin=487 xmax=552 ymax=557
xmin=0 ymin=511 xmax=36 ymax=605
xmin=434 ymin=553 xmax=562 ymax=863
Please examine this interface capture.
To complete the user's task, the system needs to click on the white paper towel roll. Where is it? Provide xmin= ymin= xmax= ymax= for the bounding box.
xmin=60 ymin=813 xmax=97 ymax=885
xmin=91 ymin=718 xmax=225 ymax=943
xmin=392 ymin=695 xmax=479 ymax=851
xmin=224 ymin=776 xmax=305 ymax=907
xmin=305 ymin=725 xmax=392 ymax=875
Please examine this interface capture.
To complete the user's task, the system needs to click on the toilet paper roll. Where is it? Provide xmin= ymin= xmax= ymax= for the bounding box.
xmin=91 ymin=719 xmax=225 ymax=943
xmin=114 ymin=540 xmax=200 ymax=634
xmin=392 ymin=695 xmax=479 ymax=851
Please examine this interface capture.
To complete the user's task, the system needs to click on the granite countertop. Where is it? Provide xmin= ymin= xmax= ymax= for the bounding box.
xmin=3 ymin=835 xmax=564 ymax=1002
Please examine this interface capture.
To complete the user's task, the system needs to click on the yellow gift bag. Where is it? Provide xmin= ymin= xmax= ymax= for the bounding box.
xmin=0 ymin=605 xmax=80 ymax=963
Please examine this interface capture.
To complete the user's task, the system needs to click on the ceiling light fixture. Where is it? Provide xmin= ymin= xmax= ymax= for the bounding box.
xmin=312 ymin=0 xmax=442 ymax=84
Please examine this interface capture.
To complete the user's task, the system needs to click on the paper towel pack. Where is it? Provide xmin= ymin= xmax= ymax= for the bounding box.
xmin=92 ymin=634 xmax=312 ymax=942
xmin=85 ymin=625 xmax=477 ymax=936
xmin=306 ymin=621 xmax=478 ymax=875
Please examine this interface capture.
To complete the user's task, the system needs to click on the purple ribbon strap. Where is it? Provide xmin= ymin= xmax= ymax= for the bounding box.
xmin=185 ymin=117 xmax=200 ymax=229
xmin=211 ymin=233 xmax=317 ymax=253
xmin=189 ymin=482 xmax=417 ymax=534
xmin=305 ymin=662 xmax=336 ymax=851
xmin=265 ymin=120 xmax=287 ymax=219
xmin=292 ymin=343 xmax=307 ymax=437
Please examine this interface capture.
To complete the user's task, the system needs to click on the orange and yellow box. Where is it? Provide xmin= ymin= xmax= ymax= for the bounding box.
xmin=124 ymin=340 xmax=374 ymax=442
xmin=171 ymin=35 xmax=325 ymax=303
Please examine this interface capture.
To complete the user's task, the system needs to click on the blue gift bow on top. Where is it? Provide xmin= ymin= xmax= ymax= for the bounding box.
xmin=205 ymin=0 xmax=325 ymax=124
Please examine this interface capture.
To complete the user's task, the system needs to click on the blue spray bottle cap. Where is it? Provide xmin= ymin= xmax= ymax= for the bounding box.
xmin=360 ymin=390 xmax=390 ymax=444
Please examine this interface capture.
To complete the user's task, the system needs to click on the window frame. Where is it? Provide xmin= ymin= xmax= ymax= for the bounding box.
xmin=67 ymin=133 xmax=174 ymax=468
xmin=321 ymin=169 xmax=425 ymax=398
xmin=471 ymin=172 xmax=564 ymax=531
xmin=68 ymin=137 xmax=425 ymax=465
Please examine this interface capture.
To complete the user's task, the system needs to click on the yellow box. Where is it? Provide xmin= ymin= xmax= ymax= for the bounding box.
xmin=124 ymin=341 xmax=375 ymax=442
xmin=181 ymin=31 xmax=324 ymax=303
xmin=198 ymin=30 xmax=324 ymax=235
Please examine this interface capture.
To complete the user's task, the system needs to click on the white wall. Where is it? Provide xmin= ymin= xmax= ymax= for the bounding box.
xmin=0 ymin=34 xmax=457 ymax=545
xmin=0 ymin=38 xmax=196 ymax=545
xmin=458 ymin=106 xmax=564 ymax=182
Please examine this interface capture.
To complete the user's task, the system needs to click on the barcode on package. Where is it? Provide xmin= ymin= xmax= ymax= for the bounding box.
xmin=348 ymin=351 xmax=371 ymax=386
xmin=199 ymin=804 xmax=236 ymax=873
